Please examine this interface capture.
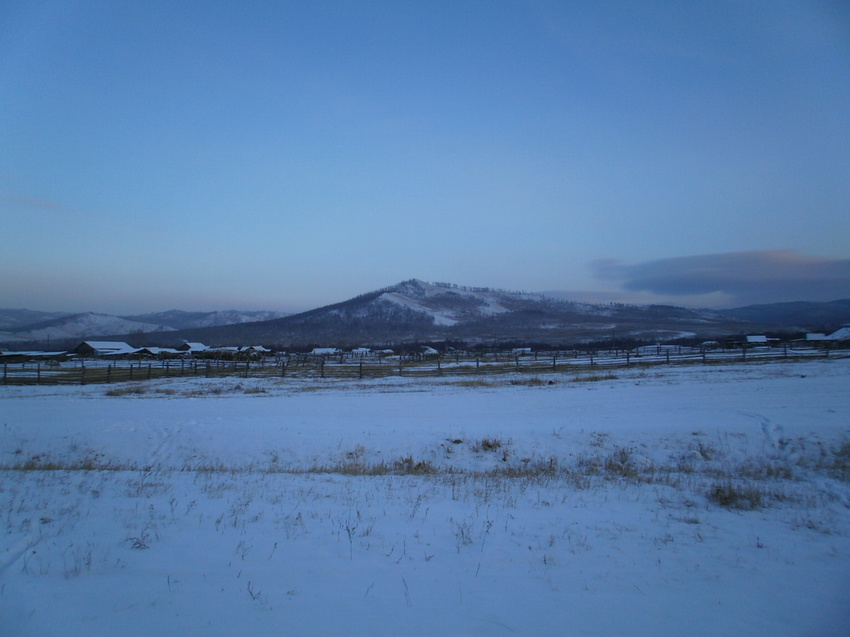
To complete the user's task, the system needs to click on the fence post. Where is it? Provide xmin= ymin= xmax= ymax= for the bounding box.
xmin=81 ymin=364 xmax=86 ymax=385
xmin=626 ymin=351 xmax=630 ymax=365
xmin=106 ymin=365 xmax=111 ymax=383
xmin=666 ymin=350 xmax=670 ymax=364
xmin=3 ymin=363 xmax=6 ymax=385
xmin=437 ymin=359 xmax=442 ymax=376
xmin=148 ymin=364 xmax=152 ymax=380
xmin=590 ymin=353 xmax=594 ymax=366
xmin=244 ymin=362 xmax=250 ymax=378
xmin=552 ymin=356 xmax=556 ymax=370
xmin=37 ymin=363 xmax=41 ymax=385
xmin=320 ymin=359 xmax=325 ymax=378
xmin=359 ymin=360 xmax=363 ymax=379
xmin=281 ymin=362 xmax=286 ymax=378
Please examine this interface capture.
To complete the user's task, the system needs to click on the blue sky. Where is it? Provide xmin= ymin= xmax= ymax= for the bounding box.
xmin=2 ymin=1 xmax=849 ymax=314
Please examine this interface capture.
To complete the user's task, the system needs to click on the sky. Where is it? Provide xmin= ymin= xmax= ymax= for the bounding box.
xmin=1 ymin=0 xmax=849 ymax=314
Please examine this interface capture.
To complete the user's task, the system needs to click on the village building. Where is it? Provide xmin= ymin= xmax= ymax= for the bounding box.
xmin=132 ymin=347 xmax=181 ymax=358
xmin=310 ymin=347 xmax=340 ymax=356
xmin=73 ymin=341 xmax=137 ymax=357
xmin=0 ymin=350 xmax=69 ymax=363
xmin=176 ymin=342 xmax=209 ymax=354
xmin=242 ymin=345 xmax=272 ymax=354
xmin=827 ymin=326 xmax=850 ymax=341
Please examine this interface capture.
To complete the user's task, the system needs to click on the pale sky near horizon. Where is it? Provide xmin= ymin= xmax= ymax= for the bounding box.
xmin=2 ymin=1 xmax=849 ymax=314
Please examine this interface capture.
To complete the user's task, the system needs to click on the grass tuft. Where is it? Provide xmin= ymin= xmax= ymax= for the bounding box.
xmin=572 ymin=372 xmax=618 ymax=383
xmin=473 ymin=438 xmax=504 ymax=453
xmin=105 ymin=384 xmax=148 ymax=397
xmin=707 ymin=482 xmax=764 ymax=510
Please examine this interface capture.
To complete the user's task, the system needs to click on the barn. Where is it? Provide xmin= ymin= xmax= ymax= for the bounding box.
xmin=73 ymin=341 xmax=136 ymax=357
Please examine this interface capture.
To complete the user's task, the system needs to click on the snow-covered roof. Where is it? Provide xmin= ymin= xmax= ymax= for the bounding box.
xmin=179 ymin=342 xmax=209 ymax=352
xmin=311 ymin=347 xmax=340 ymax=355
xmin=135 ymin=347 xmax=180 ymax=355
xmin=77 ymin=341 xmax=137 ymax=356
xmin=81 ymin=341 xmax=134 ymax=351
xmin=827 ymin=326 xmax=850 ymax=341
xmin=0 ymin=350 xmax=67 ymax=358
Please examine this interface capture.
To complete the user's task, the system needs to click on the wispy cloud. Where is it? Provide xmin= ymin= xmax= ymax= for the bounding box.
xmin=1 ymin=191 xmax=66 ymax=212
xmin=1 ymin=189 xmax=160 ymax=238
xmin=592 ymin=250 xmax=850 ymax=306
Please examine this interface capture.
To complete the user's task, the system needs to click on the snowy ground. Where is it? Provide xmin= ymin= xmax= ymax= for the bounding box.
xmin=1 ymin=359 xmax=849 ymax=636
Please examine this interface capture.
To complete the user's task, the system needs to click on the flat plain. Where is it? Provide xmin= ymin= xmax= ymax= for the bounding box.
xmin=1 ymin=358 xmax=849 ymax=636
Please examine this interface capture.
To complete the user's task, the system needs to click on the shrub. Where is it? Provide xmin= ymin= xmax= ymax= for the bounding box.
xmin=828 ymin=441 xmax=850 ymax=482
xmin=603 ymin=447 xmax=640 ymax=480
xmin=707 ymin=482 xmax=763 ymax=510
xmin=394 ymin=456 xmax=437 ymax=475
xmin=474 ymin=438 xmax=503 ymax=453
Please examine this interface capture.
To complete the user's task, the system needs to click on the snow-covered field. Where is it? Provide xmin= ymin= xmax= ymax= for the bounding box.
xmin=2 ymin=359 xmax=849 ymax=636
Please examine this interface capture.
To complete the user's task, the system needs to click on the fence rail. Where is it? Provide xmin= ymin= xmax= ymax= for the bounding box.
xmin=1 ymin=346 xmax=846 ymax=387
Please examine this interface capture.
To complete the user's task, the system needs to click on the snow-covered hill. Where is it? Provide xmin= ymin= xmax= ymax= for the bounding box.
xmin=171 ymin=279 xmax=754 ymax=347
xmin=3 ymin=281 xmax=847 ymax=348
xmin=375 ymin=280 xmax=542 ymax=326
xmin=0 ymin=309 xmax=288 ymax=345
xmin=125 ymin=309 xmax=288 ymax=330
xmin=0 ymin=313 xmax=175 ymax=343
xmin=0 ymin=309 xmax=71 ymax=331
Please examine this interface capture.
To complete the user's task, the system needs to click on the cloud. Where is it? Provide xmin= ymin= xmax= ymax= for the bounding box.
xmin=592 ymin=250 xmax=850 ymax=306
xmin=1 ymin=191 xmax=66 ymax=213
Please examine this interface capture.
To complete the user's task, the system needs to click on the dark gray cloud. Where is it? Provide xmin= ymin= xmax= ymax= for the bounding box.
xmin=593 ymin=251 xmax=850 ymax=306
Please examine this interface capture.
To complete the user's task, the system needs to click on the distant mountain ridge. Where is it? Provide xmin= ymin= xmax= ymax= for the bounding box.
xmin=124 ymin=309 xmax=287 ymax=330
xmin=716 ymin=300 xmax=850 ymax=327
xmin=159 ymin=280 xmax=850 ymax=348
xmin=0 ymin=308 xmax=287 ymax=345
xmin=2 ymin=280 xmax=848 ymax=349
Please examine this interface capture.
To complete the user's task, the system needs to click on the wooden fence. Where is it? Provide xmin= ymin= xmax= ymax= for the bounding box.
xmin=1 ymin=345 xmax=844 ymax=387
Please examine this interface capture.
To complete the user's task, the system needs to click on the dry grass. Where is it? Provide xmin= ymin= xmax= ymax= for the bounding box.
xmin=707 ymin=482 xmax=764 ymax=510
xmin=571 ymin=372 xmax=618 ymax=383
xmin=105 ymin=384 xmax=148 ymax=397
xmin=5 ymin=437 xmax=848 ymax=514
